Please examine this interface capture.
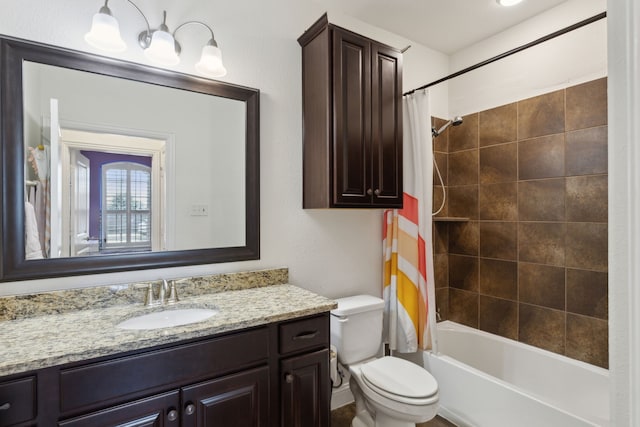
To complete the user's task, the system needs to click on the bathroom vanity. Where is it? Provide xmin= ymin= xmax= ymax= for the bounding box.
xmin=0 ymin=281 xmax=335 ymax=427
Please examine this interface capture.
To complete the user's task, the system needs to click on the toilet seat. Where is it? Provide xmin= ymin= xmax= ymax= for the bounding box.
xmin=354 ymin=357 xmax=439 ymax=406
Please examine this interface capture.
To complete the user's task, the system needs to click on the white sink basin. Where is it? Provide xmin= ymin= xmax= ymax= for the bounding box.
xmin=117 ymin=308 xmax=218 ymax=330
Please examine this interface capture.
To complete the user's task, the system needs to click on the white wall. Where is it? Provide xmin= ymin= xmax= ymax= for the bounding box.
xmin=607 ymin=0 xmax=640 ymax=422
xmin=0 ymin=0 xmax=449 ymax=297
xmin=448 ymin=0 xmax=607 ymax=115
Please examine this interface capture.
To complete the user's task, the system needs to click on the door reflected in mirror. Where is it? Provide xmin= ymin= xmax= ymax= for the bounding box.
xmin=23 ymin=61 xmax=247 ymax=259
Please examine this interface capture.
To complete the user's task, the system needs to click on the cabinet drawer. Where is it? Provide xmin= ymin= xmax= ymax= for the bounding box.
xmin=60 ymin=327 xmax=268 ymax=415
xmin=279 ymin=314 xmax=329 ymax=355
xmin=58 ymin=390 xmax=179 ymax=427
xmin=0 ymin=376 xmax=36 ymax=427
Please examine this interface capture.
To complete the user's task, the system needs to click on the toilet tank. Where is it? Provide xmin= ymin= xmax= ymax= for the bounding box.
xmin=330 ymin=295 xmax=385 ymax=365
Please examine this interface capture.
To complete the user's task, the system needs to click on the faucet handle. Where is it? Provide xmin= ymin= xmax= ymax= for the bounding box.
xmin=166 ymin=280 xmax=180 ymax=304
xmin=144 ymin=284 xmax=156 ymax=306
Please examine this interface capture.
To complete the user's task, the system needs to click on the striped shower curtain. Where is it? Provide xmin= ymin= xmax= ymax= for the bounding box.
xmin=383 ymin=89 xmax=438 ymax=353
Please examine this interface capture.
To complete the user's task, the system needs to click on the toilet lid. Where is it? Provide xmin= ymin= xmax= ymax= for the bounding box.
xmin=360 ymin=357 xmax=438 ymax=399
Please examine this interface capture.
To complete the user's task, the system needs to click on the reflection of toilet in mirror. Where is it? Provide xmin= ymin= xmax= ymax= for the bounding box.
xmin=331 ymin=295 xmax=439 ymax=427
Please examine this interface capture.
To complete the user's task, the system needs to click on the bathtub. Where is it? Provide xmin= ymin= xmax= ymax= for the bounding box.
xmin=422 ymin=321 xmax=609 ymax=427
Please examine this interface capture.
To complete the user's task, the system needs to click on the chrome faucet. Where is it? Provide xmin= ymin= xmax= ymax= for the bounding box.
xmin=142 ymin=279 xmax=180 ymax=306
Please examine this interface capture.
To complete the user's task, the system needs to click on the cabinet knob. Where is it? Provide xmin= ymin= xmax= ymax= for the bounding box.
xmin=374 ymin=189 xmax=380 ymax=196
xmin=285 ymin=373 xmax=295 ymax=384
xmin=0 ymin=402 xmax=10 ymax=411
xmin=367 ymin=188 xmax=373 ymax=195
xmin=167 ymin=409 xmax=178 ymax=422
xmin=185 ymin=403 xmax=196 ymax=416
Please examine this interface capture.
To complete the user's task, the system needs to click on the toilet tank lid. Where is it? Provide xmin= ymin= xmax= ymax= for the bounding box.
xmin=331 ymin=295 xmax=384 ymax=317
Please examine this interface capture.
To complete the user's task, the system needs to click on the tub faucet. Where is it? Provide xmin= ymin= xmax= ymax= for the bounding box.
xmin=436 ymin=307 xmax=442 ymax=322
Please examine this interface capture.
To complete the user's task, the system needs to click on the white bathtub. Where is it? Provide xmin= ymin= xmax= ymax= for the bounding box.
xmin=422 ymin=321 xmax=609 ymax=427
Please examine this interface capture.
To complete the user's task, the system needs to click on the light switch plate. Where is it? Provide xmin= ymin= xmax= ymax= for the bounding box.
xmin=190 ymin=204 xmax=209 ymax=216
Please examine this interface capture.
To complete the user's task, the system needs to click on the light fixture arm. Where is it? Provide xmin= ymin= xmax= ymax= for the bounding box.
xmin=100 ymin=0 xmax=154 ymax=48
xmin=124 ymin=0 xmax=152 ymax=35
xmin=119 ymin=0 xmax=158 ymax=49
xmin=98 ymin=0 xmax=113 ymax=16
xmin=173 ymin=21 xmax=216 ymax=41
xmin=172 ymin=21 xmax=219 ymax=51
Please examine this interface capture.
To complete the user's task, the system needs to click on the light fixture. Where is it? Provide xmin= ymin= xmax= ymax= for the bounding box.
xmin=142 ymin=11 xmax=180 ymax=66
xmin=85 ymin=0 xmax=227 ymax=78
xmin=84 ymin=2 xmax=126 ymax=52
xmin=195 ymin=38 xmax=227 ymax=78
xmin=177 ymin=22 xmax=227 ymax=77
xmin=496 ymin=0 xmax=524 ymax=6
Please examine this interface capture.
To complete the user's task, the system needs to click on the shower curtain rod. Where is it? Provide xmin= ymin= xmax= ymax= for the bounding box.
xmin=403 ymin=11 xmax=607 ymax=96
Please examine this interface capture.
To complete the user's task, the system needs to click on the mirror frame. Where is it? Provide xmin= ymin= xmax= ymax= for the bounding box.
xmin=0 ymin=36 xmax=260 ymax=282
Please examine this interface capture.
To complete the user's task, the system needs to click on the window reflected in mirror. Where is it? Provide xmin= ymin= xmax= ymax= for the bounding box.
xmin=102 ymin=161 xmax=152 ymax=253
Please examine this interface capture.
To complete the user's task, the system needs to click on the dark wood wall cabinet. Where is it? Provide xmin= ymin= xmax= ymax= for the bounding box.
xmin=298 ymin=14 xmax=403 ymax=209
xmin=0 ymin=313 xmax=330 ymax=427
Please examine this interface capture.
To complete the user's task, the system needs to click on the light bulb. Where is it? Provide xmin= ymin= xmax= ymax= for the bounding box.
xmin=84 ymin=10 xmax=126 ymax=52
xmin=195 ymin=44 xmax=227 ymax=78
xmin=144 ymin=30 xmax=180 ymax=66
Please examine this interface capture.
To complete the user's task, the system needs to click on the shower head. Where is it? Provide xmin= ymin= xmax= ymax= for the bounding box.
xmin=432 ymin=116 xmax=463 ymax=137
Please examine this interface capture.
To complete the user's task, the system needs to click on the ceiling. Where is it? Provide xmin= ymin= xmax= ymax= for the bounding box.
xmin=318 ymin=0 xmax=570 ymax=54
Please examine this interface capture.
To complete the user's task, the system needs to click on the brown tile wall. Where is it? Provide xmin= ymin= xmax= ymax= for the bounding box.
xmin=432 ymin=77 xmax=608 ymax=368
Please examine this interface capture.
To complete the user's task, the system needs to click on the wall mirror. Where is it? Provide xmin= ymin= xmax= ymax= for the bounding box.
xmin=0 ymin=36 xmax=260 ymax=282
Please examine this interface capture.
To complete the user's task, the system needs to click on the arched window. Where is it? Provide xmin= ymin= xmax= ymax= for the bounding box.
xmin=101 ymin=162 xmax=151 ymax=251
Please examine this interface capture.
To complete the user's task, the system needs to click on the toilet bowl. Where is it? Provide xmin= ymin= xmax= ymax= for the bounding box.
xmin=330 ymin=295 xmax=439 ymax=427
xmin=349 ymin=356 xmax=439 ymax=427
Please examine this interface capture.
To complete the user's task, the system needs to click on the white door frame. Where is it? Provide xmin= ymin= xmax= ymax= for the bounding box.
xmin=59 ymin=127 xmax=170 ymax=253
xmin=48 ymin=99 xmax=62 ymax=258
xmin=68 ymin=150 xmax=90 ymax=257
xmin=608 ymin=0 xmax=640 ymax=424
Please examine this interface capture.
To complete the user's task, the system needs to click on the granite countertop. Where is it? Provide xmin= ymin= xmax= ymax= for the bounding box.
xmin=0 ymin=284 xmax=336 ymax=377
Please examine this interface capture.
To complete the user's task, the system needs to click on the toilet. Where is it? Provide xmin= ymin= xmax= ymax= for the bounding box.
xmin=331 ymin=295 xmax=439 ymax=427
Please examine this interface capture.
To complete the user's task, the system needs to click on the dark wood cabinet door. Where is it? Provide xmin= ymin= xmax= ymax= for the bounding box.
xmin=58 ymin=391 xmax=180 ymax=427
xmin=280 ymin=349 xmax=330 ymax=427
xmin=371 ymin=43 xmax=403 ymax=207
xmin=300 ymin=16 xmax=403 ymax=209
xmin=332 ymin=28 xmax=372 ymax=206
xmin=181 ymin=366 xmax=269 ymax=427
xmin=0 ymin=376 xmax=36 ymax=427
